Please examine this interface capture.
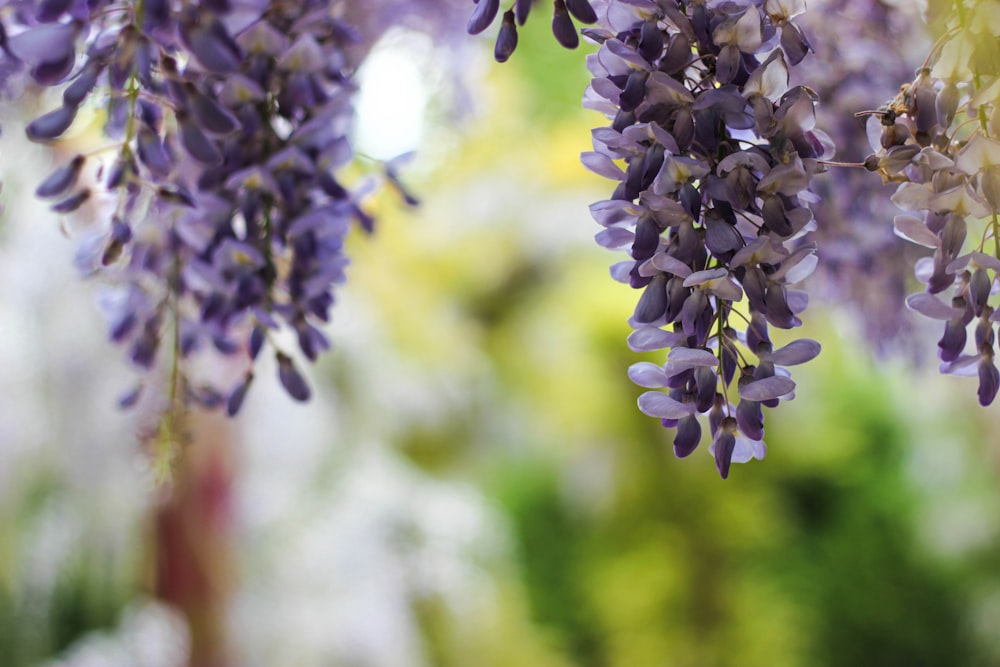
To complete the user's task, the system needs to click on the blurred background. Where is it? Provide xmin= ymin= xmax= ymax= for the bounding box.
xmin=3 ymin=2 xmax=1000 ymax=666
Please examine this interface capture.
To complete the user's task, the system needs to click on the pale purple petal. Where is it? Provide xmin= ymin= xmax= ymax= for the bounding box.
xmin=640 ymin=193 xmax=691 ymax=221
xmin=8 ymin=23 xmax=76 ymax=66
xmin=906 ymin=293 xmax=963 ymax=320
xmin=739 ymin=375 xmax=795 ymax=401
xmin=940 ymin=354 xmax=980 ymax=377
xmin=665 ymin=347 xmax=718 ymax=375
xmin=914 ymin=257 xmax=936 ymax=284
xmin=649 ymin=122 xmax=680 ymax=154
xmin=731 ymin=236 xmax=788 ymax=267
xmin=891 ymin=182 xmax=930 ymax=212
xmin=787 ymin=289 xmax=808 ymax=314
xmin=589 ymin=199 xmax=639 ymax=227
xmin=780 ymin=253 xmax=818 ymax=284
xmin=604 ymin=38 xmax=652 ymax=70
xmin=742 ymin=48 xmax=788 ymax=101
xmin=767 ymin=338 xmax=821 ymax=365
xmin=893 ymin=214 xmax=939 ymax=248
xmin=929 ymin=184 xmax=990 ymax=219
xmin=627 ymin=327 xmax=686 ymax=352
xmin=638 ymin=259 xmax=662 ymax=278
xmin=731 ymin=436 xmax=766 ymax=463
xmin=590 ymin=77 xmax=622 ymax=104
xmin=668 ymin=347 xmax=718 ymax=366
xmin=683 ymin=267 xmax=727 ymax=287
xmin=581 ymin=151 xmax=625 ymax=179
xmin=770 ymin=245 xmax=816 ymax=282
xmin=183 ymin=20 xmax=242 ymax=73
xmin=955 ymin=133 xmax=1000 ymax=175
xmin=638 ymin=391 xmax=694 ymax=419
xmin=628 ymin=362 xmax=668 ymax=388
xmin=610 ymin=260 xmax=633 ymax=283
xmin=595 ymin=227 xmax=635 ymax=249
xmin=651 ymin=252 xmax=692 ymax=278
xmin=706 ymin=277 xmax=743 ymax=302
xmin=757 ymin=161 xmax=809 ymax=196
xmin=972 ymin=252 xmax=1000 ymax=272
xmin=238 ymin=19 xmax=291 ymax=55
xmin=946 ymin=253 xmax=973 ymax=274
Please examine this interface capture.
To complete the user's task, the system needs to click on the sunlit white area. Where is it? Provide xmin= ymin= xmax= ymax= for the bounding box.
xmin=354 ymin=30 xmax=435 ymax=160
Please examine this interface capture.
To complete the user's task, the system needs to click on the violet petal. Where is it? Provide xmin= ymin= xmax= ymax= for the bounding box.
xmin=638 ymin=391 xmax=693 ymax=419
xmin=468 ymin=0 xmax=500 ymax=34
xmin=767 ymin=339 xmax=821 ymax=366
xmin=277 ymin=353 xmax=311 ymax=402
xmin=673 ymin=414 xmax=702 ymax=458
xmin=26 ymin=105 xmax=77 ymax=142
xmin=739 ymin=375 xmax=795 ymax=401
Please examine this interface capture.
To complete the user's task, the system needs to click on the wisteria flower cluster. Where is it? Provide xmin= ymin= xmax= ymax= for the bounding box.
xmin=5 ymin=0 xmax=1000 ymax=479
xmin=1 ymin=0 xmax=390 ymax=429
xmin=581 ymin=0 xmax=830 ymax=477
xmin=795 ymin=0 xmax=925 ymax=353
xmin=864 ymin=0 xmax=1000 ymax=405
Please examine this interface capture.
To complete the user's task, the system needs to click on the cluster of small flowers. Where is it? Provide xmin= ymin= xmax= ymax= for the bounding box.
xmin=865 ymin=0 xmax=1000 ymax=405
xmin=795 ymin=0 xmax=926 ymax=353
xmin=582 ymin=0 xmax=830 ymax=478
xmin=465 ymin=0 xmax=599 ymax=62
xmin=2 ymin=0 xmax=386 ymax=419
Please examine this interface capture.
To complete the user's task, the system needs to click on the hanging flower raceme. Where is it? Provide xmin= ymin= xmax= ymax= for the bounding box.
xmin=864 ymin=0 xmax=1000 ymax=406
xmin=583 ymin=0 xmax=829 ymax=478
xmin=794 ymin=0 xmax=928 ymax=354
xmin=3 ymin=0 xmax=389 ymax=425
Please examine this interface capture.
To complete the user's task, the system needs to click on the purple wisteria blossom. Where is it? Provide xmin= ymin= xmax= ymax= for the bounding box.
xmin=863 ymin=1 xmax=1000 ymax=405
xmin=7 ymin=0 xmax=1000 ymax=475
xmin=583 ymin=0 xmax=827 ymax=477
xmin=795 ymin=0 xmax=929 ymax=353
xmin=0 ymin=0 xmax=450 ymax=428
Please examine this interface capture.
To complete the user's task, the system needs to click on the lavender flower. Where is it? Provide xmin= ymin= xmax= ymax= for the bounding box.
xmin=864 ymin=1 xmax=1000 ymax=406
xmin=584 ymin=0 xmax=828 ymax=477
xmin=0 ymin=0 xmax=455 ymax=430
xmin=794 ymin=0 xmax=929 ymax=354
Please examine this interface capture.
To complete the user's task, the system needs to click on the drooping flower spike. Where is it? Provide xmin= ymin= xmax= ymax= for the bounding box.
xmin=791 ymin=0 xmax=926 ymax=354
xmin=0 ymin=0 xmax=424 ymax=429
xmin=583 ymin=0 xmax=828 ymax=477
xmin=864 ymin=0 xmax=1000 ymax=406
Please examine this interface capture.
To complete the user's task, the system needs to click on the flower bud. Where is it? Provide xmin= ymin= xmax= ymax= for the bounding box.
xmin=552 ymin=0 xmax=579 ymax=49
xmin=880 ymin=121 xmax=911 ymax=149
xmin=469 ymin=0 xmax=500 ymax=34
xmin=36 ymin=155 xmax=85 ymax=199
xmin=673 ymin=413 xmax=702 ymax=457
xmin=566 ymin=0 xmax=597 ymax=24
xmin=982 ymin=166 xmax=1000 ymax=211
xmin=979 ymin=357 xmax=1000 ymax=407
xmin=26 ymin=105 xmax=77 ymax=142
xmin=277 ymin=353 xmax=311 ymax=402
xmin=936 ymin=81 xmax=960 ymax=128
xmin=494 ymin=10 xmax=518 ymax=62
